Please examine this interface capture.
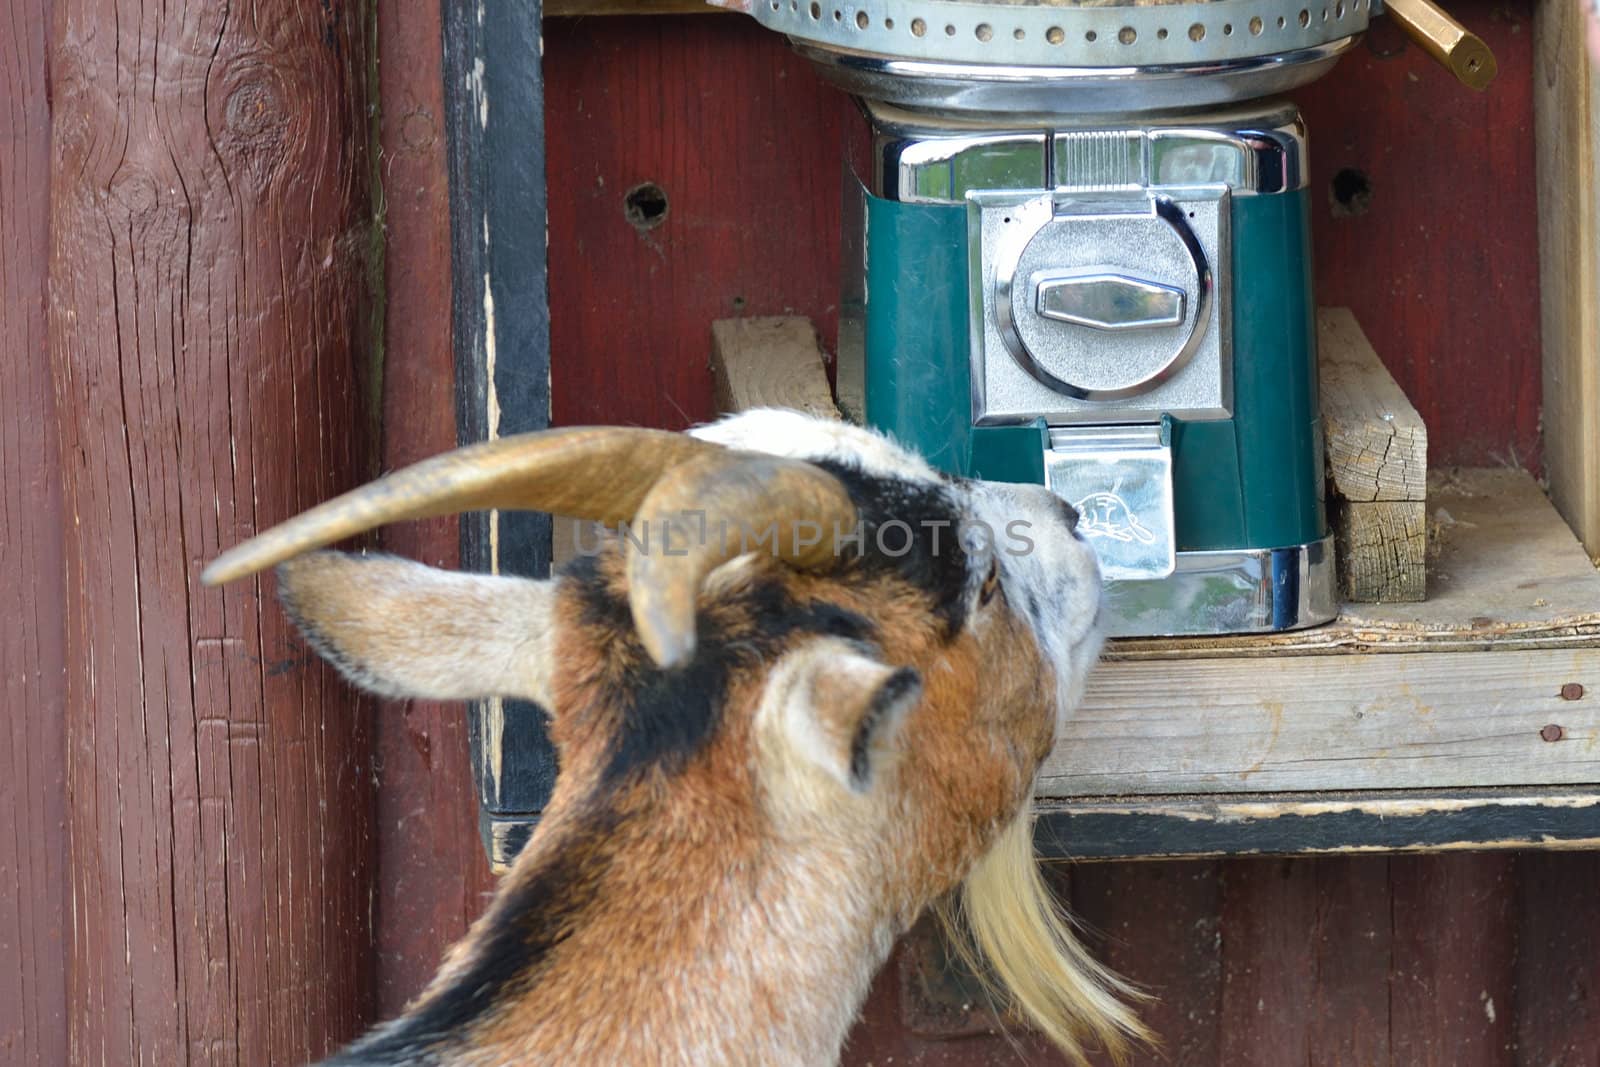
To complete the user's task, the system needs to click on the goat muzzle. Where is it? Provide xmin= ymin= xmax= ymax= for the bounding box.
xmin=200 ymin=427 xmax=858 ymax=669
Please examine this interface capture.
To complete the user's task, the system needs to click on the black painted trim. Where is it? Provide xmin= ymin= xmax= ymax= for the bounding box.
xmin=1035 ymin=789 xmax=1600 ymax=860
xmin=442 ymin=0 xmax=559 ymax=831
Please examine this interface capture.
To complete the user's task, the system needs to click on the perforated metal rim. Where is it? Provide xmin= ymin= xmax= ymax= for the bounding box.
xmin=752 ymin=0 xmax=1370 ymax=68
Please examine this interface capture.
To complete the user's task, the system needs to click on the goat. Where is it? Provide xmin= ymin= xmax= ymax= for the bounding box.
xmin=203 ymin=408 xmax=1146 ymax=1067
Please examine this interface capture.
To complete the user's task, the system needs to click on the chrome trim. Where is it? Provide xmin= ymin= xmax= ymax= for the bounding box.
xmin=1035 ymin=272 xmax=1188 ymax=331
xmin=796 ymin=37 xmax=1357 ymax=114
xmin=756 ymin=0 xmax=1369 ymax=71
xmin=1100 ymin=534 xmax=1338 ymax=637
xmin=970 ymin=188 xmax=1233 ymax=425
xmin=991 ymin=196 xmax=1214 ymax=403
xmin=861 ymin=99 xmax=1309 ymax=203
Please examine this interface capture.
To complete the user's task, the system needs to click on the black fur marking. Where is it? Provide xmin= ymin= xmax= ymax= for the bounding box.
xmin=848 ymin=667 xmax=921 ymax=790
xmin=599 ymin=582 xmax=878 ymax=785
xmin=812 ymin=460 xmax=972 ymax=639
xmin=320 ymin=805 xmax=626 ymax=1066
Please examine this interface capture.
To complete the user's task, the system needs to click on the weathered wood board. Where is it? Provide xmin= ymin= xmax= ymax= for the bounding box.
xmin=1041 ymin=647 xmax=1598 ymax=795
xmin=1535 ymin=0 xmax=1600 ymax=559
xmin=1036 ymin=790 xmax=1600 ymax=858
xmin=1319 ymin=307 xmax=1428 ymax=602
xmin=711 ymin=317 xmax=839 ymax=419
xmin=1 ymin=1 xmax=67 ymax=1061
xmin=47 ymin=0 xmax=380 ymax=1060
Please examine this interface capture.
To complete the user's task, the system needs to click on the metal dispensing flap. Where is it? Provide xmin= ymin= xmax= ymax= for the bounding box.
xmin=1045 ymin=425 xmax=1176 ymax=581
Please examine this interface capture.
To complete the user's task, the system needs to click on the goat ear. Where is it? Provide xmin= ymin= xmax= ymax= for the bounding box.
xmin=276 ymin=552 xmax=557 ymax=707
xmin=768 ymin=639 xmax=923 ymax=793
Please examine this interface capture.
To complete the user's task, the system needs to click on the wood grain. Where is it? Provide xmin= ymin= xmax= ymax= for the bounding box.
xmin=1534 ymin=0 xmax=1600 ymax=557
xmin=1389 ymin=854 xmax=1517 ymax=1067
xmin=1321 ymin=308 xmax=1428 ymax=505
xmin=1320 ymin=307 xmax=1427 ymax=602
xmin=1041 ymin=646 xmax=1599 ymax=795
xmin=711 ymin=316 xmax=840 ymax=418
xmin=48 ymin=1 xmax=378 ymax=1061
xmin=1513 ymin=851 xmax=1600 ymax=1064
xmin=1 ymin=0 xmax=68 ymax=1061
xmin=374 ymin=0 xmax=497 ymax=1018
xmin=1331 ymin=501 xmax=1428 ymax=602
xmin=1217 ymin=859 xmax=1318 ymax=1065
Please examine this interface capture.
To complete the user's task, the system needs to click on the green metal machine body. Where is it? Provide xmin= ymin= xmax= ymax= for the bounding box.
xmin=838 ymin=101 xmax=1336 ymax=635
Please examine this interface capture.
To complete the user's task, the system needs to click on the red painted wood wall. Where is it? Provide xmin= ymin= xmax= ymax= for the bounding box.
xmin=4 ymin=0 xmax=1595 ymax=1061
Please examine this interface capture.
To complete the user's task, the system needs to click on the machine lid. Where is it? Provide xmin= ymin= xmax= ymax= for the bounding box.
xmin=721 ymin=0 xmax=1369 ymax=111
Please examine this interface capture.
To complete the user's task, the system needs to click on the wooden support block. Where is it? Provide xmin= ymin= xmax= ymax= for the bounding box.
xmin=1319 ymin=307 xmax=1429 ymax=602
xmin=711 ymin=316 xmax=840 ymax=418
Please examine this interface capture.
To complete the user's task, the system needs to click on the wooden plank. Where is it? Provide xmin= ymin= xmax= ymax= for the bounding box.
xmin=0 ymin=0 xmax=68 ymax=1061
xmin=1513 ymin=851 xmax=1600 ymax=1064
xmin=1320 ymin=306 xmax=1428 ymax=602
xmin=1389 ymin=854 xmax=1517 ymax=1067
xmin=1040 ymin=647 xmax=1600 ymax=796
xmin=444 ymin=0 xmax=561 ymax=831
xmin=1036 ymin=790 xmax=1600 ymax=859
xmin=1112 ymin=468 xmax=1600 ymax=659
xmin=1535 ymin=0 xmax=1600 ymax=558
xmin=48 ymin=0 xmax=378 ymax=1059
xmin=711 ymin=316 xmax=840 ymax=418
xmin=1304 ymin=857 xmax=1394 ymax=1067
xmin=1321 ymin=307 xmax=1428 ymax=504
xmin=1066 ymin=861 xmax=1223 ymax=1067
xmin=375 ymin=0 xmax=498 ymax=1017
xmin=1330 ymin=500 xmax=1428 ymax=603
xmin=1217 ymin=859 xmax=1317 ymax=1065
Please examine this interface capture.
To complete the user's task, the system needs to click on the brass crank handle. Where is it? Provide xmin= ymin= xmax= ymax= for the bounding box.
xmin=1380 ymin=0 xmax=1498 ymax=91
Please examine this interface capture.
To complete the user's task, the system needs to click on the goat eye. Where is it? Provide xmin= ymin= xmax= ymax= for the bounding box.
xmin=980 ymin=559 xmax=1000 ymax=606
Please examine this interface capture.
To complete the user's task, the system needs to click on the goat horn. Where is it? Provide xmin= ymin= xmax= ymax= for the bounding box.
xmin=201 ymin=428 xmax=723 ymax=586
xmin=625 ymin=453 xmax=858 ymax=668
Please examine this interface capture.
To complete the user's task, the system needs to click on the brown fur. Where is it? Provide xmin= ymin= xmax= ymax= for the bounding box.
xmin=339 ymin=542 xmax=1056 ymax=1066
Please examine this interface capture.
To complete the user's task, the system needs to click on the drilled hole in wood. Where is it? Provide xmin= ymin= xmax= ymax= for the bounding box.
xmin=624 ymin=182 xmax=669 ymax=231
xmin=1330 ymin=167 xmax=1372 ymax=217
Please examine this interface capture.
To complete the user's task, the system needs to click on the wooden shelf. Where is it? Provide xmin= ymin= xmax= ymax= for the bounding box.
xmin=1041 ymin=467 xmax=1600 ymax=855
